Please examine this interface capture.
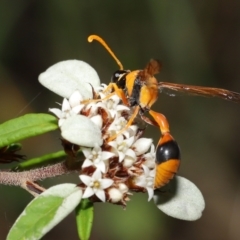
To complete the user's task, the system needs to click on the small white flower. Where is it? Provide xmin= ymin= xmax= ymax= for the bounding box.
xmin=132 ymin=138 xmax=153 ymax=156
xmin=118 ymin=183 xmax=129 ymax=193
xmin=108 ymin=188 xmax=123 ymax=203
xmin=82 ymin=145 xmax=115 ymax=173
xmin=103 ymin=95 xmax=129 ymax=118
xmin=143 ymin=144 xmax=156 ymax=169
xmin=122 ymin=150 xmax=138 ymax=168
xmin=108 ymin=116 xmax=128 ymax=135
xmin=108 ymin=135 xmax=136 ymax=162
xmin=135 ymin=165 xmax=155 ymax=201
xmin=85 ymin=86 xmax=129 ymax=118
xmin=85 ymin=101 xmax=106 ymax=116
xmin=68 ymin=90 xmax=84 ymax=107
xmin=80 ymin=170 xmax=114 ymax=202
xmin=50 ymin=90 xmax=85 ymax=127
xmin=123 ymin=125 xmax=138 ymax=139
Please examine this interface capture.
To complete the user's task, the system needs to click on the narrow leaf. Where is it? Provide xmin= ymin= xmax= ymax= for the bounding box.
xmin=0 ymin=113 xmax=58 ymax=148
xmin=7 ymin=184 xmax=82 ymax=240
xmin=13 ymin=150 xmax=66 ymax=171
xmin=75 ymin=199 xmax=94 ymax=240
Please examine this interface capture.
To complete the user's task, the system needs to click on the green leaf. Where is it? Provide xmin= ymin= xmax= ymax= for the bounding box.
xmin=75 ymin=199 xmax=94 ymax=240
xmin=0 ymin=113 xmax=58 ymax=148
xmin=153 ymin=176 xmax=205 ymax=221
xmin=7 ymin=184 xmax=82 ymax=240
xmin=14 ymin=150 xmax=66 ymax=171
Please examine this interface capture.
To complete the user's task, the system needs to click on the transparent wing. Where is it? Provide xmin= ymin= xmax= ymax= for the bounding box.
xmin=158 ymin=82 xmax=240 ymax=103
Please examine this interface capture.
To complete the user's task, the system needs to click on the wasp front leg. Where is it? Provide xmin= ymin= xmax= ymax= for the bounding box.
xmin=149 ymin=110 xmax=181 ymax=189
xmin=102 ymin=83 xmax=128 ymax=106
xmin=82 ymin=82 xmax=128 ymax=106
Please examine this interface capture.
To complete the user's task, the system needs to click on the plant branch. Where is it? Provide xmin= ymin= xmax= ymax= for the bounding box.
xmin=0 ymin=162 xmax=76 ymax=196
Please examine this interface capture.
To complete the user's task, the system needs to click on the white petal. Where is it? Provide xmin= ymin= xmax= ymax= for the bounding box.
xmin=62 ymin=98 xmax=71 ymax=112
xmin=95 ymin=189 xmax=106 ymax=202
xmin=143 ymin=158 xmax=155 ymax=169
xmin=82 ymin=187 xmax=94 ymax=198
xmin=101 ymin=151 xmax=115 ymax=161
xmin=82 ymin=159 xmax=93 ymax=168
xmin=132 ymin=138 xmax=153 ymax=156
xmin=79 ymin=175 xmax=92 ymax=186
xmin=123 ymin=157 xmax=135 ymax=168
xmin=38 ymin=60 xmax=100 ymax=99
xmin=107 ymin=141 xmax=117 ymax=149
xmin=61 ymin=115 xmax=102 ymax=147
xmin=118 ymin=151 xmax=125 ymax=162
xmin=101 ymin=179 xmax=114 ymax=189
xmin=122 ymin=130 xmax=131 ymax=139
xmin=71 ymin=105 xmax=84 ymax=114
xmin=124 ymin=136 xmax=135 ymax=147
xmin=127 ymin=125 xmax=138 ymax=136
xmin=115 ymin=135 xmax=124 ymax=144
xmin=146 ymin=187 xmax=154 ymax=201
xmin=92 ymin=169 xmax=102 ymax=180
xmin=142 ymin=164 xmax=150 ymax=176
xmin=58 ymin=118 xmax=65 ymax=127
xmin=95 ymin=161 xmax=106 ymax=173
xmin=90 ymin=115 xmax=103 ymax=129
xmin=135 ymin=175 xmax=147 ymax=187
xmin=81 ymin=148 xmax=92 ymax=158
xmin=69 ymin=90 xmax=83 ymax=107
xmin=49 ymin=108 xmax=63 ymax=119
xmin=153 ymin=176 xmax=205 ymax=221
xmin=125 ymin=148 xmax=136 ymax=159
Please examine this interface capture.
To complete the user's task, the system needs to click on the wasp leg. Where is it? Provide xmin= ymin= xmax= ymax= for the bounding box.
xmin=107 ymin=83 xmax=128 ymax=105
xmin=107 ymin=105 xmax=141 ymax=142
xmin=141 ymin=115 xmax=158 ymax=127
xmin=149 ymin=110 xmax=181 ymax=189
xmin=82 ymin=83 xmax=128 ymax=106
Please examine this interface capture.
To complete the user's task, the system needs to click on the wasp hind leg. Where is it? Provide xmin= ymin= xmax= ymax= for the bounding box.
xmin=148 ymin=110 xmax=181 ymax=189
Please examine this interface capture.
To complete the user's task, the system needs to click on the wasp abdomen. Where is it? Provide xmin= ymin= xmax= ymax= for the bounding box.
xmin=156 ymin=140 xmax=180 ymax=164
xmin=154 ymin=140 xmax=181 ymax=189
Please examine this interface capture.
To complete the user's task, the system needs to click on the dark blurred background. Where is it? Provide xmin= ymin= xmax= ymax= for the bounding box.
xmin=1 ymin=1 xmax=240 ymax=239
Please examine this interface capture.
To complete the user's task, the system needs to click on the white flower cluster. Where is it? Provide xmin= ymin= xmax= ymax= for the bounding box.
xmin=39 ymin=60 xmax=205 ymax=221
xmin=49 ymin=83 xmax=156 ymax=204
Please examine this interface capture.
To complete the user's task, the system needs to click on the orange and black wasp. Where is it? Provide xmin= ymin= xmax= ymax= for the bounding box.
xmin=88 ymin=35 xmax=240 ymax=189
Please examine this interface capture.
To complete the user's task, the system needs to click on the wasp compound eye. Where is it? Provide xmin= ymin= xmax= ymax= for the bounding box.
xmin=111 ymin=70 xmax=130 ymax=89
xmin=111 ymin=70 xmax=128 ymax=83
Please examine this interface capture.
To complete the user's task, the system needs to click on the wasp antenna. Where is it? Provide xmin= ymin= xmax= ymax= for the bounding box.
xmin=88 ymin=35 xmax=124 ymax=70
